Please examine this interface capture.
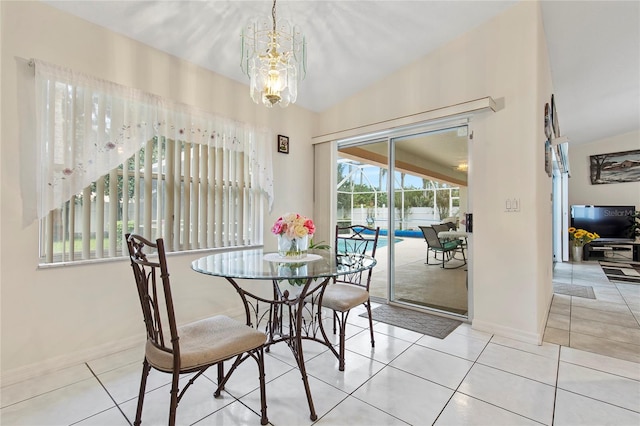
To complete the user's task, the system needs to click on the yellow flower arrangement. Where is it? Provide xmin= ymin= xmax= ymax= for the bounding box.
xmin=568 ymin=227 xmax=600 ymax=247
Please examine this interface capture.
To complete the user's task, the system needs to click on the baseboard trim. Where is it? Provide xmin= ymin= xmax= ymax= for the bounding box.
xmin=1 ymin=333 xmax=145 ymax=387
xmin=2 ymin=307 xmax=247 ymax=387
xmin=540 ymin=292 xmax=554 ymax=344
xmin=471 ymin=318 xmax=543 ymax=345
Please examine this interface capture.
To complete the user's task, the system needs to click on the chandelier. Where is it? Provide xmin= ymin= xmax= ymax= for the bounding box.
xmin=240 ymin=0 xmax=307 ymax=108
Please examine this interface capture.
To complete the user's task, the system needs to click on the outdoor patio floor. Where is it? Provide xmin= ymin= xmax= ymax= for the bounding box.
xmin=368 ymin=235 xmax=468 ymax=317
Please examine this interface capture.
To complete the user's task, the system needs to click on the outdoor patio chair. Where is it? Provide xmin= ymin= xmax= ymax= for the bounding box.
xmin=433 ymin=223 xmax=453 ymax=242
xmin=444 ymin=221 xmax=457 ymax=231
xmin=125 ymin=234 xmax=268 ymax=425
xmin=419 ymin=225 xmax=465 ymax=268
xmin=321 ymin=225 xmax=380 ymax=371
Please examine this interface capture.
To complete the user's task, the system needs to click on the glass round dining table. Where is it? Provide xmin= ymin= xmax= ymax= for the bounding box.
xmin=191 ymin=248 xmax=376 ymax=421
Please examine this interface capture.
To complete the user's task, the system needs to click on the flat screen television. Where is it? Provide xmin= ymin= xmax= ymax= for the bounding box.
xmin=571 ymin=205 xmax=636 ymax=242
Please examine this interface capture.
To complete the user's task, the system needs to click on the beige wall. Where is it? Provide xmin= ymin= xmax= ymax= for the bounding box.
xmin=316 ymin=1 xmax=554 ymax=342
xmin=1 ymin=1 xmax=317 ymax=380
xmin=568 ymin=130 xmax=640 ymax=209
xmin=1 ymin=0 xmax=597 ymax=381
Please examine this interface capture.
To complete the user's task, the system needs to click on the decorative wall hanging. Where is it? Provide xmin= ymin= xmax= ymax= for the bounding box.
xmin=544 ymin=94 xmax=570 ymax=175
xmin=551 ymin=94 xmax=560 ymax=138
xmin=544 ymin=102 xmax=552 ymax=176
xmin=545 ymin=140 xmax=552 ymax=177
xmin=590 ymin=149 xmax=640 ymax=184
xmin=278 ymin=134 xmax=290 ymax=154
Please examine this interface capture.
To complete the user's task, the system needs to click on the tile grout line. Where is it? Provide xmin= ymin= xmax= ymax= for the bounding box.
xmin=435 ymin=334 xmax=549 ymax=425
xmin=430 ymin=334 xmax=493 ymax=425
xmin=83 ymin=362 xmax=133 ymax=426
xmin=311 ymin=339 xmax=417 ymax=425
xmin=550 ymin=346 xmax=563 ymax=426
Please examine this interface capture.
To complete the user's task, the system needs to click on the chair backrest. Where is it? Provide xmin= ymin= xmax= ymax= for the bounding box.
xmin=126 ymin=234 xmax=180 ymax=364
xmin=445 ymin=221 xmax=457 ymax=231
xmin=334 ymin=225 xmax=380 ymax=290
xmin=432 ymin=224 xmax=450 ymax=235
xmin=419 ymin=226 xmax=444 ymax=249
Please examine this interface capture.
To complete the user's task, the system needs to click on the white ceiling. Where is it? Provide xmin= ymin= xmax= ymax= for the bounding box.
xmin=43 ymin=0 xmax=640 ymax=145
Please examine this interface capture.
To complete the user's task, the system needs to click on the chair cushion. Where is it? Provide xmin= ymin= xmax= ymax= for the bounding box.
xmin=321 ymin=283 xmax=369 ymax=312
xmin=145 ymin=315 xmax=266 ymax=372
xmin=442 ymin=241 xmax=459 ymax=250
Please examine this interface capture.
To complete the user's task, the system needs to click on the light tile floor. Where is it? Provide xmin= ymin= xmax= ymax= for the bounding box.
xmin=2 ymin=262 xmax=640 ymax=426
xmin=544 ymin=260 xmax=640 ymax=364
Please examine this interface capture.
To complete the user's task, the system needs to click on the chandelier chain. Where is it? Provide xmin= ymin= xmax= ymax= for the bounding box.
xmin=272 ymin=0 xmax=277 ymax=34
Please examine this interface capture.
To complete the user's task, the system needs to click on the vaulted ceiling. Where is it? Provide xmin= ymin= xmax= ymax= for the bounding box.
xmin=43 ymin=0 xmax=640 ymax=146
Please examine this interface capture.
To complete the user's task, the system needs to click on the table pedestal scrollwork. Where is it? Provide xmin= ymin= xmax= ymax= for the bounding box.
xmin=192 ymin=249 xmax=376 ymax=421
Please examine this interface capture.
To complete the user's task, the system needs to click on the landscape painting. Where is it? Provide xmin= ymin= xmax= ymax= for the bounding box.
xmin=590 ymin=149 xmax=640 ymax=184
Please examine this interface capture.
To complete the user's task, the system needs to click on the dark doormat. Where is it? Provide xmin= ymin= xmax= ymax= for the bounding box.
xmin=599 ymin=260 xmax=640 ymax=285
xmin=360 ymin=305 xmax=462 ymax=339
xmin=553 ymin=283 xmax=596 ymax=299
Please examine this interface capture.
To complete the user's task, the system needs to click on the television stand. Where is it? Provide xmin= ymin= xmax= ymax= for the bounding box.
xmin=584 ymin=241 xmax=640 ymax=262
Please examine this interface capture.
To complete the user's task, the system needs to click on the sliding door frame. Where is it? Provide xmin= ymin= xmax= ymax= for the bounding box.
xmin=335 ymin=117 xmax=473 ymax=319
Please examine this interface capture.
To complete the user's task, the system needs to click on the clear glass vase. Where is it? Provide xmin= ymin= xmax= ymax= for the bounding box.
xmin=277 ymin=234 xmax=309 ymax=259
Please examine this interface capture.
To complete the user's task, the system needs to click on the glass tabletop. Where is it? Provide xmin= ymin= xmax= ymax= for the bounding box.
xmin=192 ymin=248 xmax=376 ymax=280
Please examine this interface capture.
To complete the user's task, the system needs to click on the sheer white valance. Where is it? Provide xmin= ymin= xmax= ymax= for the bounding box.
xmin=33 ymin=59 xmax=274 ymax=220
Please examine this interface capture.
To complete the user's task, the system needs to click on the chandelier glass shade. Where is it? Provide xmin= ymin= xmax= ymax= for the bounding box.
xmin=240 ymin=0 xmax=306 ymax=108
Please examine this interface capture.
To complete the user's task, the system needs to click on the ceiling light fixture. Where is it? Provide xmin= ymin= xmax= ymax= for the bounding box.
xmin=240 ymin=0 xmax=306 ymax=108
xmin=456 ymin=163 xmax=469 ymax=172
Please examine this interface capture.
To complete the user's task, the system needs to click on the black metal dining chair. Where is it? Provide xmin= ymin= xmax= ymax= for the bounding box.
xmin=320 ymin=225 xmax=380 ymax=371
xmin=125 ymin=234 xmax=268 ymax=425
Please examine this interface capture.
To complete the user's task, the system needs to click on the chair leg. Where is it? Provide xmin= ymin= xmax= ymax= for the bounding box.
xmin=364 ymin=300 xmax=375 ymax=348
xmin=336 ymin=310 xmax=349 ymax=371
xmin=134 ymin=359 xmax=151 ymax=426
xmin=168 ymin=370 xmax=180 ymax=426
xmin=255 ymin=348 xmax=269 ymax=425
xmin=214 ymin=362 xmax=224 ymax=396
xmin=426 ymin=248 xmax=442 ymax=265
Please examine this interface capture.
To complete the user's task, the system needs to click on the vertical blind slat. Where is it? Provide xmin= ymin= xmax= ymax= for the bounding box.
xmin=155 ymin=136 xmax=163 ymax=241
xmin=183 ymin=143 xmax=192 ymax=251
xmin=82 ymin=187 xmax=91 ymax=259
xmin=199 ymin=144 xmax=208 ymax=249
xmin=122 ymin=159 xmax=130 ymax=255
xmin=165 ymin=138 xmax=175 ymax=249
xmin=133 ymin=151 xmax=141 ymax=237
xmin=207 ymin=145 xmax=215 ymax=248
xmin=222 ymin=143 xmax=229 ymax=246
xmin=69 ymin=196 xmax=76 ymax=261
xmin=109 ymin=169 xmax=118 ymax=256
xmin=215 ymin=147 xmax=223 ymax=247
xmin=144 ymin=139 xmax=153 ymax=240
xmin=192 ymin=145 xmax=201 ymax=248
xmin=236 ymin=152 xmax=243 ymax=245
xmin=95 ymin=176 xmax=105 ymax=259
xmin=172 ymin=139 xmax=181 ymax=252
xmin=45 ymin=211 xmax=54 ymax=264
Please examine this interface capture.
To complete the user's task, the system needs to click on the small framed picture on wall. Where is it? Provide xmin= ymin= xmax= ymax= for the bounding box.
xmin=277 ymin=135 xmax=289 ymax=154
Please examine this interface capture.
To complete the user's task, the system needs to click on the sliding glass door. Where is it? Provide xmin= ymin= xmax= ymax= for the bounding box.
xmin=337 ymin=139 xmax=390 ymax=302
xmin=389 ymin=127 xmax=469 ymax=317
xmin=337 ymin=125 xmax=470 ymax=318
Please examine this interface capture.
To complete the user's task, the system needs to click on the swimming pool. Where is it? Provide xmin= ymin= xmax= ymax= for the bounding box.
xmin=337 ymin=236 xmax=402 ymax=253
xmin=356 ymin=227 xmax=423 ymax=239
